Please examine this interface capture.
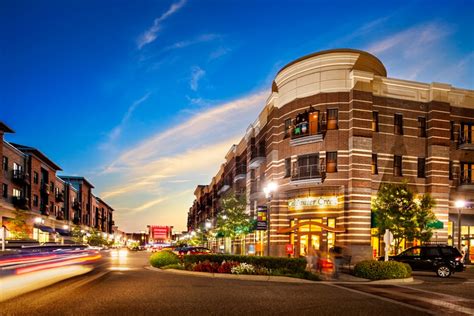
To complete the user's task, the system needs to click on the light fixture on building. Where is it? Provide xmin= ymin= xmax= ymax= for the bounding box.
xmin=63 ymin=225 xmax=69 ymax=230
xmin=205 ymin=221 xmax=212 ymax=229
xmin=34 ymin=217 xmax=43 ymax=224
xmin=455 ymin=200 xmax=466 ymax=208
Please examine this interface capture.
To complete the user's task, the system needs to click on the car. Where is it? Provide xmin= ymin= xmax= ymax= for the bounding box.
xmin=384 ymin=245 xmax=464 ymax=278
xmin=178 ymin=246 xmax=212 ymax=256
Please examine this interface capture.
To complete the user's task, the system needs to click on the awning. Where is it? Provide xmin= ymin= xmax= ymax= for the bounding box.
xmin=55 ymin=228 xmax=71 ymax=236
xmin=427 ymin=220 xmax=444 ymax=229
xmin=276 ymin=220 xmax=346 ymax=234
xmin=34 ymin=224 xmax=55 ymax=233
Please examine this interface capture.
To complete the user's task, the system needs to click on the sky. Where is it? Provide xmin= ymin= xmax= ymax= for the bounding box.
xmin=1 ymin=0 xmax=473 ymax=233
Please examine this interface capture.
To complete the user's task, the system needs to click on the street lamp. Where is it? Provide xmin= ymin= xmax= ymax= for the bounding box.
xmin=205 ymin=221 xmax=212 ymax=229
xmin=455 ymin=199 xmax=466 ymax=250
xmin=263 ymin=181 xmax=278 ymax=256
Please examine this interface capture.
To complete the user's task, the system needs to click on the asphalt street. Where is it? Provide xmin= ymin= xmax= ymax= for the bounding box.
xmin=0 ymin=251 xmax=472 ymax=315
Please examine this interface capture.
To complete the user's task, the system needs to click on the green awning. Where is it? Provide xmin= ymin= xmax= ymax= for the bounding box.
xmin=427 ymin=220 xmax=444 ymax=229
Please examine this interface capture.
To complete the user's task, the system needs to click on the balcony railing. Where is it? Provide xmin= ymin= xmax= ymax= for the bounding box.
xmin=41 ymin=205 xmax=50 ymax=216
xmin=234 ymin=164 xmax=247 ymax=181
xmin=56 ymin=210 xmax=65 ymax=220
xmin=12 ymin=170 xmax=29 ymax=184
xmin=12 ymin=196 xmax=29 ymax=209
xmin=40 ymin=182 xmax=50 ymax=195
xmin=459 ymin=173 xmax=474 ymax=190
xmin=459 ymin=135 xmax=474 ymax=150
xmin=249 ymin=146 xmax=266 ymax=169
xmin=72 ymin=201 xmax=81 ymax=210
xmin=56 ymin=192 xmax=65 ymax=202
xmin=291 ymin=163 xmax=325 ymax=182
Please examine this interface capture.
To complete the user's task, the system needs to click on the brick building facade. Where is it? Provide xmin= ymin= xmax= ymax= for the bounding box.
xmin=187 ymin=49 xmax=474 ymax=262
xmin=0 ymin=122 xmax=115 ymax=242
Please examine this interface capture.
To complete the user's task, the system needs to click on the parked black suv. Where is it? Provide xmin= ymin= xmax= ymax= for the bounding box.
xmin=386 ymin=245 xmax=464 ymax=278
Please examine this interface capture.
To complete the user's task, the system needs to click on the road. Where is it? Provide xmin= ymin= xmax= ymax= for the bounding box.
xmin=0 ymin=251 xmax=473 ymax=315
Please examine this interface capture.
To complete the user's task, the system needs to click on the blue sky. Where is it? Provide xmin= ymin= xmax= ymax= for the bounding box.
xmin=1 ymin=0 xmax=473 ymax=232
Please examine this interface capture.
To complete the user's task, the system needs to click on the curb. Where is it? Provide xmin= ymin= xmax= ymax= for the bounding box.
xmin=146 ymin=266 xmax=317 ymax=284
xmin=369 ymin=277 xmax=414 ymax=284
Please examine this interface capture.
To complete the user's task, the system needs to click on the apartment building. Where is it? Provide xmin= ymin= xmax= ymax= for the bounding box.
xmin=187 ymin=49 xmax=474 ymax=262
xmin=0 ymin=122 xmax=115 ymax=242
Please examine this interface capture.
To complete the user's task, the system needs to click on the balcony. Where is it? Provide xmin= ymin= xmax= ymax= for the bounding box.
xmin=72 ymin=201 xmax=82 ymax=210
xmin=12 ymin=196 xmax=29 ymax=209
xmin=287 ymin=110 xmax=327 ymax=146
xmin=291 ymin=163 xmax=326 ymax=184
xmin=458 ymin=175 xmax=474 ymax=191
xmin=56 ymin=210 xmax=65 ymax=220
xmin=40 ymin=182 xmax=50 ymax=195
xmin=459 ymin=136 xmax=474 ymax=150
xmin=234 ymin=164 xmax=247 ymax=182
xmin=249 ymin=147 xmax=266 ymax=169
xmin=12 ymin=170 xmax=30 ymax=185
xmin=217 ymin=182 xmax=231 ymax=195
xmin=56 ymin=192 xmax=65 ymax=202
xmin=41 ymin=205 xmax=50 ymax=216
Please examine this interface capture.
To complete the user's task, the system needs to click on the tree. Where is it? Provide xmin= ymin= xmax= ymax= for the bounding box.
xmin=72 ymin=226 xmax=85 ymax=244
xmin=372 ymin=182 xmax=437 ymax=254
xmin=216 ymin=194 xmax=253 ymax=239
xmin=9 ymin=208 xmax=29 ymax=239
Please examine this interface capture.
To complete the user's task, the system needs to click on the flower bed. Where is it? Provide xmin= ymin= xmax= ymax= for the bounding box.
xmin=183 ymin=254 xmax=307 ymax=274
xmin=353 ymin=260 xmax=412 ymax=280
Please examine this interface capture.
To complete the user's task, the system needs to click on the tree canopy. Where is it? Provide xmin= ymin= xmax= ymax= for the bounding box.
xmin=216 ymin=194 xmax=253 ymax=239
xmin=372 ymin=182 xmax=437 ymax=253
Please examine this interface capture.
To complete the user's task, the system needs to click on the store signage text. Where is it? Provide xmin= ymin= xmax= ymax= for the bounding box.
xmin=288 ymin=196 xmax=339 ymax=210
xmin=256 ymin=206 xmax=268 ymax=231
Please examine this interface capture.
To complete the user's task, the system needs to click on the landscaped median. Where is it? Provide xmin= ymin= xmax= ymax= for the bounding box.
xmin=149 ymin=251 xmax=320 ymax=281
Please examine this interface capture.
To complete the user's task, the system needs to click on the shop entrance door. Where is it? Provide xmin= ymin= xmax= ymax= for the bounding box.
xmin=299 ymin=233 xmax=321 ymax=257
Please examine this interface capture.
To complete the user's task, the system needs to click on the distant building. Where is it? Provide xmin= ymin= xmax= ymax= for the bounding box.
xmin=0 ymin=122 xmax=116 ymax=243
xmin=147 ymin=225 xmax=173 ymax=244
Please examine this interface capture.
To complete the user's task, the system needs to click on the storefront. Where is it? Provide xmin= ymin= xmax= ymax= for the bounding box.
xmin=277 ymin=195 xmax=345 ymax=257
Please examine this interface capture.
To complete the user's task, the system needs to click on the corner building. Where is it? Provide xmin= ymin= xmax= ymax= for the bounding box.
xmin=188 ymin=49 xmax=474 ymax=262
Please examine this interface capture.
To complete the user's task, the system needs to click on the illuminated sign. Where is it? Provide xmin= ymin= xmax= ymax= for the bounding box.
xmin=288 ymin=196 xmax=339 ymax=210
xmin=256 ymin=206 xmax=268 ymax=230
xmin=151 ymin=226 xmax=171 ymax=240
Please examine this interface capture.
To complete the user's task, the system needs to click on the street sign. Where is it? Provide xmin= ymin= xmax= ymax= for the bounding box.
xmin=383 ymin=229 xmax=393 ymax=261
xmin=256 ymin=206 xmax=268 ymax=230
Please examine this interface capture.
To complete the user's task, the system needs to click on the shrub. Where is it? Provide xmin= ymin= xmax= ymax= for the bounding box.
xmin=149 ymin=250 xmax=180 ymax=268
xmin=161 ymin=263 xmax=185 ymax=270
xmin=354 ymin=260 xmax=411 ymax=280
xmin=183 ymin=255 xmax=306 ymax=274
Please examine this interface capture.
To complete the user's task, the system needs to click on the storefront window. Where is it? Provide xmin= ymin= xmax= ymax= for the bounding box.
xmin=327 ymin=218 xmax=335 ymax=250
xmin=448 ymin=221 xmax=453 ymax=246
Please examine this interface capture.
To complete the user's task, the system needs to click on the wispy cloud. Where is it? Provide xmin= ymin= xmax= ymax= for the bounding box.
xmin=367 ymin=22 xmax=451 ymax=56
xmin=100 ymin=92 xmax=151 ymax=149
xmin=137 ymin=0 xmax=187 ymax=49
xmin=190 ymin=66 xmax=205 ymax=91
xmin=165 ymin=33 xmax=221 ymax=50
xmin=94 ymin=90 xmax=267 ymax=231
xmin=209 ymin=47 xmax=231 ymax=60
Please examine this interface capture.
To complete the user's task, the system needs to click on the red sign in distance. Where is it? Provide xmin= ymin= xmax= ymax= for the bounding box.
xmin=151 ymin=226 xmax=170 ymax=240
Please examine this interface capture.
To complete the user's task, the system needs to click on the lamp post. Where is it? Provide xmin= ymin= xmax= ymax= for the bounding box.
xmin=455 ymin=199 xmax=466 ymax=250
xmin=263 ymin=181 xmax=278 ymax=256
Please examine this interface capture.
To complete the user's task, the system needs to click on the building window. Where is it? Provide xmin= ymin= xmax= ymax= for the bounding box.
xmin=450 ymin=121 xmax=455 ymax=141
xmin=449 ymin=161 xmax=453 ymax=180
xmin=326 ymin=152 xmax=337 ymax=173
xmin=417 ymin=158 xmax=426 ymax=178
xmin=372 ymin=112 xmax=379 ymax=132
xmin=418 ymin=117 xmax=427 ymax=137
xmin=372 ymin=154 xmax=378 ymax=175
xmin=50 ymin=181 xmax=55 ymax=193
xmin=284 ymin=158 xmax=291 ymax=178
xmin=34 ymin=171 xmax=39 ymax=184
xmin=327 ymin=109 xmax=338 ymax=130
xmin=393 ymin=155 xmax=403 ymax=176
xmin=284 ymin=118 xmax=292 ymax=138
xmin=294 ymin=154 xmax=320 ymax=179
xmin=2 ymin=183 xmax=7 ymax=198
xmin=13 ymin=188 xmax=21 ymax=197
xmin=460 ymin=162 xmax=472 ymax=184
xmin=394 ymin=114 xmax=403 ymax=135
xmin=460 ymin=122 xmax=473 ymax=144
xmin=2 ymin=156 xmax=8 ymax=171
xmin=33 ymin=194 xmax=39 ymax=207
